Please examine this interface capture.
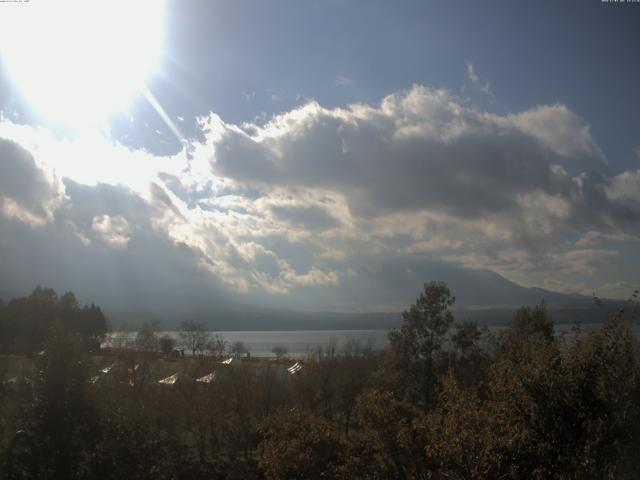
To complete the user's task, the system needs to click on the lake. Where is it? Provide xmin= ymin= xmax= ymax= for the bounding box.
xmin=105 ymin=329 xmax=392 ymax=358
xmin=104 ymin=322 xmax=632 ymax=358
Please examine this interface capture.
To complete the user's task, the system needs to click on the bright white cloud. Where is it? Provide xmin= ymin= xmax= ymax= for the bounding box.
xmin=336 ymin=74 xmax=355 ymax=87
xmin=92 ymin=214 xmax=131 ymax=249
xmin=509 ymin=105 xmax=605 ymax=163
xmin=607 ymin=170 xmax=640 ymax=203
xmin=466 ymin=63 xmax=479 ymax=83
xmin=464 ymin=62 xmax=492 ymax=98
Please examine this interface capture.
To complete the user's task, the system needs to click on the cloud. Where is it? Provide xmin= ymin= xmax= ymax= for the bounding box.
xmin=0 ymin=139 xmax=62 ymax=226
xmin=270 ymin=204 xmax=341 ymax=231
xmin=466 ymin=63 xmax=479 ymax=83
xmin=209 ymin=86 xmax=627 ymax=240
xmin=0 ymin=85 xmax=639 ymax=312
xmin=575 ymin=230 xmax=639 ymax=247
xmin=509 ymin=105 xmax=605 ymax=164
xmin=204 ymin=86 xmax=639 ymax=300
xmin=336 ymin=74 xmax=354 ymax=87
xmin=214 ymin=91 xmax=560 ymax=220
xmin=593 ymin=281 xmax=640 ymax=300
xmin=607 ymin=169 xmax=640 ymax=203
xmin=465 ymin=62 xmax=493 ymax=98
xmin=547 ymin=278 xmax=640 ymax=301
xmin=91 ymin=214 xmax=131 ymax=248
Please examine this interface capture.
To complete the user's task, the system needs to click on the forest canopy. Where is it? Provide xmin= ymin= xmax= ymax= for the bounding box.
xmin=0 ymin=286 xmax=108 ymax=354
xmin=0 ymin=282 xmax=639 ymax=479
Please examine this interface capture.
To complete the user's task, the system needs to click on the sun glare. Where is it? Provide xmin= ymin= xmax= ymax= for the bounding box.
xmin=0 ymin=0 xmax=165 ymax=128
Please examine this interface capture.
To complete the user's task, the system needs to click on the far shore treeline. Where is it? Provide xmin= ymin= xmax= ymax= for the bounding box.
xmin=0 ymin=282 xmax=639 ymax=479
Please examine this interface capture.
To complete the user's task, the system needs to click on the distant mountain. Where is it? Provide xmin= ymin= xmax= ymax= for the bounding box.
xmin=1 ymin=260 xmax=626 ymax=331
xmin=98 ymin=262 xmax=629 ymax=330
xmin=385 ymin=263 xmax=592 ymax=308
xmin=105 ymin=278 xmax=623 ymax=332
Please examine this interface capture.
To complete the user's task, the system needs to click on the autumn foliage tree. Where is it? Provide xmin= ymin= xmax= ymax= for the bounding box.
xmin=33 ymin=328 xmax=97 ymax=478
xmin=260 ymin=409 xmax=348 ymax=480
xmin=388 ymin=281 xmax=455 ymax=410
xmin=1 ymin=282 xmax=639 ymax=479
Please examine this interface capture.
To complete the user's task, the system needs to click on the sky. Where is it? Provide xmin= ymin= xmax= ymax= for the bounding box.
xmin=0 ymin=0 xmax=639 ymax=314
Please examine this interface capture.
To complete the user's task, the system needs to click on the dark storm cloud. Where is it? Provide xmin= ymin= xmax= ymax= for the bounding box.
xmin=61 ymin=180 xmax=153 ymax=230
xmin=270 ymin=204 xmax=341 ymax=231
xmin=0 ymin=144 xmax=231 ymax=312
xmin=0 ymin=139 xmax=60 ymax=222
xmin=210 ymin=87 xmax=620 ymax=229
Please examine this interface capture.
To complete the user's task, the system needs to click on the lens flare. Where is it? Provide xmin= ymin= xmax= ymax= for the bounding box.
xmin=0 ymin=0 xmax=165 ymax=127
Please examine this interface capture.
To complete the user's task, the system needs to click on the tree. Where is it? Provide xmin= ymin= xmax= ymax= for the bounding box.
xmin=60 ymin=291 xmax=80 ymax=316
xmin=136 ymin=320 xmax=159 ymax=353
xmin=4 ymin=286 xmax=59 ymax=353
xmin=81 ymin=303 xmax=108 ymax=340
xmin=0 ymin=287 xmax=108 ymax=354
xmin=110 ymin=330 xmax=132 ymax=351
xmin=159 ymin=335 xmax=176 ymax=355
xmin=488 ymin=313 xmax=640 ymax=477
xmin=499 ymin=303 xmax=553 ymax=353
xmin=271 ymin=345 xmax=288 ymax=359
xmin=451 ymin=320 xmax=482 ymax=355
xmin=207 ymin=334 xmax=227 ymax=358
xmin=419 ymin=372 xmax=504 ymax=479
xmin=450 ymin=320 xmax=489 ymax=388
xmin=231 ymin=341 xmax=248 ymax=358
xmin=355 ymin=389 xmax=428 ymax=478
xmin=179 ymin=320 xmax=210 ymax=357
xmin=260 ymin=410 xmax=347 ymax=480
xmin=388 ymin=281 xmax=455 ymax=409
xmin=34 ymin=328 xmax=96 ymax=478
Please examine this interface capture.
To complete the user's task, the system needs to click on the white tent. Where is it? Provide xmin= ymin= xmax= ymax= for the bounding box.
xmin=196 ymin=372 xmax=217 ymax=384
xmin=101 ymin=364 xmax=115 ymax=374
xmin=287 ymin=362 xmax=302 ymax=374
xmin=88 ymin=366 xmax=116 ymax=385
xmin=158 ymin=372 xmax=192 ymax=386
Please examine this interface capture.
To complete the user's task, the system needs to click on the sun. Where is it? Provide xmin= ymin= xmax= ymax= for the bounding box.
xmin=0 ymin=0 xmax=165 ymax=128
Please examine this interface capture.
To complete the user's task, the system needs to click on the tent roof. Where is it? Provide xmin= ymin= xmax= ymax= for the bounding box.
xmin=196 ymin=372 xmax=217 ymax=384
xmin=158 ymin=372 xmax=191 ymax=386
xmin=288 ymin=362 xmax=302 ymax=374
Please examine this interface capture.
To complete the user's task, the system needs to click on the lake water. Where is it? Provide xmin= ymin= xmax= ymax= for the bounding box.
xmin=105 ymin=322 xmax=636 ymax=358
xmin=105 ymin=329 xmax=391 ymax=358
